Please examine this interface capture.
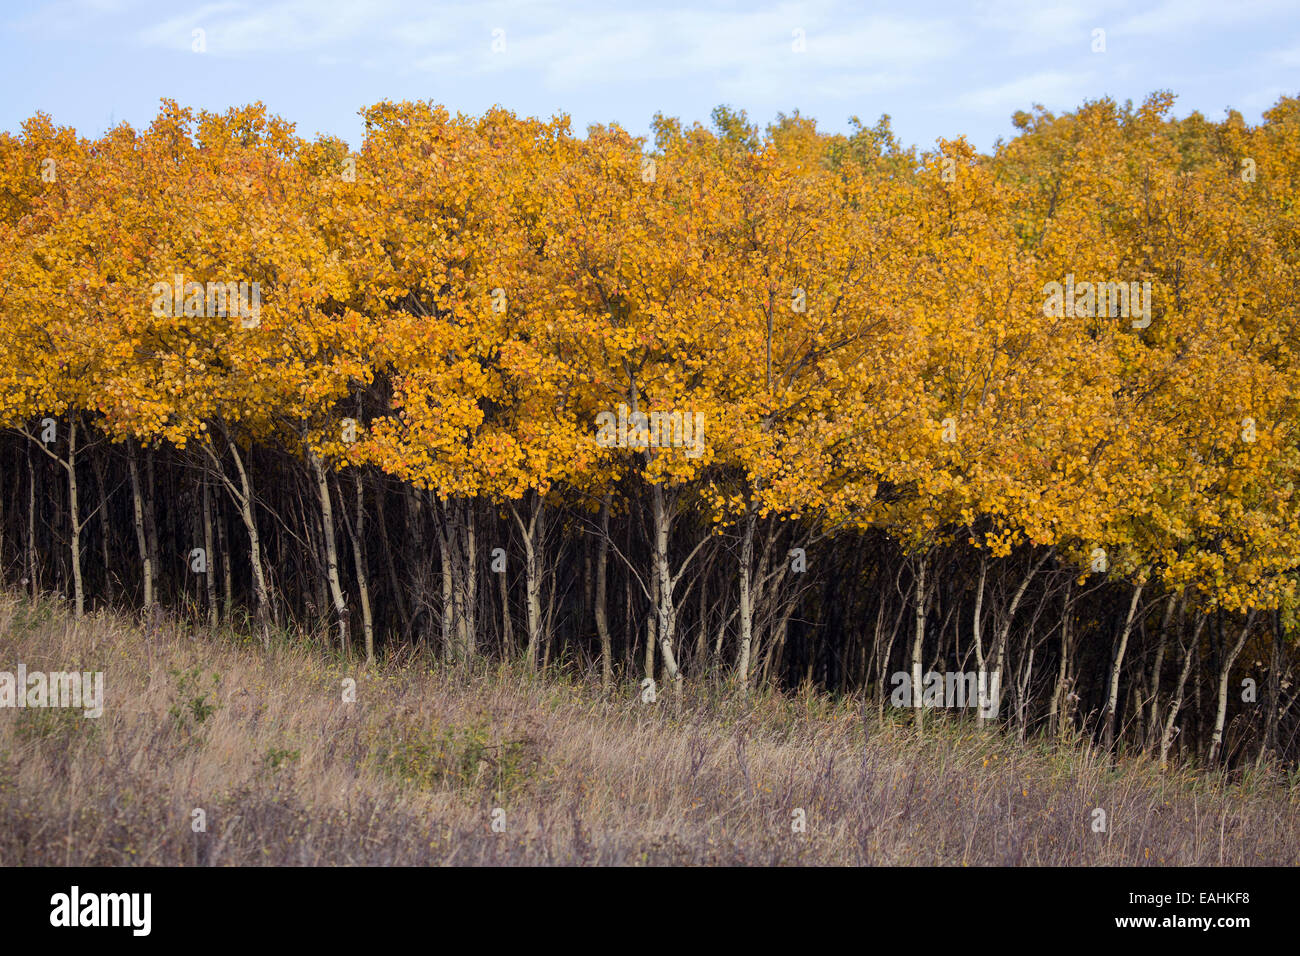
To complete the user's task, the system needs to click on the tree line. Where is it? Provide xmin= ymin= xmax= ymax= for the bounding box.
xmin=1 ymin=92 xmax=1298 ymax=769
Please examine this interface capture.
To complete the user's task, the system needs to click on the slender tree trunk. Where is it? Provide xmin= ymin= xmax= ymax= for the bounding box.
xmin=216 ymin=495 xmax=232 ymax=620
xmin=645 ymin=564 xmax=658 ymax=682
xmin=541 ymin=556 xmax=557 ymax=671
xmin=1103 ymin=582 xmax=1144 ymax=750
xmin=66 ymin=420 xmax=84 ymax=618
xmin=1260 ymin=609 xmax=1285 ymax=765
xmin=911 ymin=550 xmax=927 ymax=730
xmin=1016 ymin=644 xmax=1035 ymax=742
xmin=524 ymin=514 xmax=543 ymax=672
xmin=651 ymin=483 xmax=682 ymax=692
xmin=342 ymin=471 xmax=374 ymax=665
xmin=306 ymin=495 xmax=326 ymax=620
xmin=1209 ymin=611 xmax=1256 ymax=766
xmin=202 ymin=476 xmax=218 ymax=627
xmin=460 ymin=499 xmax=476 ymax=662
xmin=128 ymin=444 xmax=153 ymax=609
xmin=1159 ymin=620 xmax=1199 ymax=769
xmin=877 ymin=588 xmax=907 ymax=721
xmin=0 ymin=446 xmax=6 ymax=586
xmin=714 ymin=603 xmax=727 ymax=661
xmin=211 ymin=437 xmax=270 ymax=637
xmin=498 ymin=557 xmax=514 ymax=660
xmin=511 ymin=494 xmax=545 ymax=673
xmin=973 ymin=555 xmax=987 ymax=726
xmin=144 ymin=450 xmax=160 ymax=606
xmin=310 ymin=452 xmax=349 ymax=656
xmin=625 ymin=572 xmax=635 ymax=676
xmin=1143 ymin=592 xmax=1178 ymax=751
xmin=1048 ymin=579 xmax=1072 ymax=736
xmin=439 ymin=499 xmax=475 ymax=664
xmin=91 ymin=449 xmax=113 ymax=605
xmin=594 ymin=493 xmax=613 ymax=690
xmin=695 ymin=557 xmax=709 ymax=677
xmin=582 ymin=535 xmax=592 ymax=639
xmin=438 ymin=509 xmax=454 ymax=662
xmin=736 ymin=506 xmax=756 ymax=692
xmin=991 ymin=551 xmax=1051 ymax=720
xmin=1194 ymin=621 xmax=1206 ymax=760
xmin=26 ymin=443 xmax=38 ymax=600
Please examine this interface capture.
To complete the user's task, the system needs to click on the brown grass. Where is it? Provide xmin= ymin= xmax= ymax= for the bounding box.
xmin=0 ymin=590 xmax=1296 ymax=865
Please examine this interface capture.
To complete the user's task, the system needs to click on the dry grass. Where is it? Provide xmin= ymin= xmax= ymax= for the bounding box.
xmin=0 ymin=590 xmax=1296 ymax=865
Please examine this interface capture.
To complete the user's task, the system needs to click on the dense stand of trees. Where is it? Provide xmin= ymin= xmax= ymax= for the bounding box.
xmin=1 ymin=93 xmax=1298 ymax=769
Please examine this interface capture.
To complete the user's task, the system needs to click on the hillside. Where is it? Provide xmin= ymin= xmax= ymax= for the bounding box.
xmin=1 ymin=591 xmax=1295 ymax=866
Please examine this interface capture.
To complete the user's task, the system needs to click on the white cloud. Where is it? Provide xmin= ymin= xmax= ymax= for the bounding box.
xmin=137 ymin=0 xmax=400 ymax=55
xmin=954 ymin=69 xmax=1098 ymax=113
xmin=136 ymin=0 xmax=962 ymax=97
xmin=1115 ymin=0 xmax=1294 ymax=36
xmin=1239 ymin=85 xmax=1288 ymax=111
xmin=972 ymin=0 xmax=1106 ymax=55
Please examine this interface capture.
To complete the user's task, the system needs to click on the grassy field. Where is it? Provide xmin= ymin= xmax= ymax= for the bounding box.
xmin=0 ymin=590 xmax=1296 ymax=866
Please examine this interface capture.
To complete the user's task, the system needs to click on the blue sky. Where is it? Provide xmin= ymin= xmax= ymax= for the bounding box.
xmin=2 ymin=0 xmax=1296 ymax=153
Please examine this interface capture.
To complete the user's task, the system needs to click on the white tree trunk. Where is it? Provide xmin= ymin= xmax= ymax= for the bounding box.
xmin=736 ymin=507 xmax=757 ymax=692
xmin=652 ymin=483 xmax=682 ymax=693
xmin=1209 ymin=614 xmax=1254 ymax=765
xmin=310 ymin=452 xmax=349 ymax=655
xmin=66 ymin=420 xmax=84 ymax=618
xmin=594 ymin=494 xmax=613 ymax=690
xmin=1103 ymin=583 xmax=1144 ymax=749
xmin=128 ymin=444 xmax=153 ymax=609
xmin=911 ymin=551 xmax=927 ymax=730
xmin=202 ymin=477 xmax=218 ymax=626
xmin=349 ymin=472 xmax=374 ymax=664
